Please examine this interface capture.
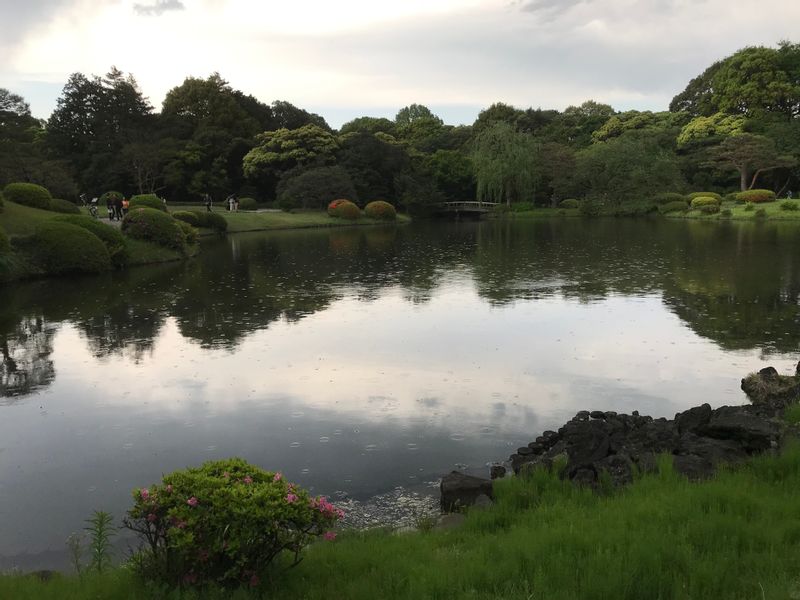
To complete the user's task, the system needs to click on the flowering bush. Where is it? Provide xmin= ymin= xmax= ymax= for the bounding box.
xmin=124 ymin=458 xmax=343 ymax=588
xmin=364 ymin=200 xmax=397 ymax=221
xmin=328 ymin=199 xmax=361 ymax=220
xmin=327 ymin=198 xmax=353 ymax=216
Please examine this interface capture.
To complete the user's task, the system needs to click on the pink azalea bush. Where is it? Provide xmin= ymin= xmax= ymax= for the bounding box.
xmin=124 ymin=458 xmax=343 ymax=588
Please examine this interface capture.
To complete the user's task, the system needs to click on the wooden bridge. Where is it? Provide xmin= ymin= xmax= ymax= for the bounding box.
xmin=433 ymin=201 xmax=500 ymax=218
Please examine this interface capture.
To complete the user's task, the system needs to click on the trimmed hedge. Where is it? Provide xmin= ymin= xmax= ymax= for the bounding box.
xmin=699 ymin=204 xmax=720 ymax=214
xmin=55 ymin=215 xmax=129 ymax=268
xmin=688 ymin=191 xmax=723 ymax=203
xmin=0 ymin=226 xmax=9 ymax=254
xmin=3 ymin=182 xmax=52 ymax=209
xmin=364 ymin=200 xmax=397 ymax=221
xmin=735 ymin=189 xmax=776 ymax=204
xmin=329 ymin=200 xmax=361 ymax=220
xmin=780 ymin=200 xmax=799 ymax=211
xmin=176 ymin=219 xmax=199 ymax=245
xmin=690 ymin=196 xmax=720 ymax=209
xmin=653 ymin=192 xmax=686 ymax=205
xmin=238 ymin=197 xmax=257 ymax=211
xmin=48 ymin=198 xmax=81 ymax=214
xmin=327 ymin=199 xmax=353 ymax=217
xmin=129 ymin=194 xmax=166 ymax=212
xmin=559 ymin=198 xmax=580 ymax=209
xmin=172 ymin=211 xmax=201 ymax=227
xmin=122 ymin=208 xmax=186 ymax=251
xmin=659 ymin=200 xmax=689 ymax=214
xmin=22 ymin=222 xmax=111 ymax=274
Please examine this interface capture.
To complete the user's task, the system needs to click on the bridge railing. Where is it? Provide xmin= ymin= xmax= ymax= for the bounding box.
xmin=436 ymin=201 xmax=500 ymax=211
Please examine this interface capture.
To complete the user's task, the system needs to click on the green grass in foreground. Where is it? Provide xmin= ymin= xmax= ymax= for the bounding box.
xmin=4 ymin=441 xmax=800 ymax=599
xmin=176 ymin=205 xmax=410 ymax=234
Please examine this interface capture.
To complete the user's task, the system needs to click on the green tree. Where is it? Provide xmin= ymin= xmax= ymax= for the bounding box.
xmin=338 ymin=131 xmax=409 ymax=202
xmin=676 ymin=113 xmax=746 ymax=148
xmin=276 ymin=165 xmax=357 ymax=209
xmin=708 ymin=133 xmax=796 ymax=191
xmin=339 ymin=116 xmax=397 ymax=137
xmin=395 ymin=104 xmax=442 ymax=128
xmin=471 ymin=122 xmax=540 ymax=205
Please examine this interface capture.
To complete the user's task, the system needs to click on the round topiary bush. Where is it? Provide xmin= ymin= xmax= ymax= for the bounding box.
xmin=172 ymin=211 xmax=201 ymax=227
xmin=175 ymin=219 xmax=199 ymax=245
xmin=2 ymin=182 xmax=52 ymax=209
xmin=658 ymin=200 xmax=689 ymax=214
xmin=559 ymin=198 xmax=580 ymax=209
xmin=328 ymin=199 xmax=361 ymax=219
xmin=22 ymin=222 xmax=111 ymax=275
xmin=688 ymin=191 xmax=723 ymax=203
xmin=735 ymin=189 xmax=776 ymax=204
xmin=198 ymin=211 xmax=228 ymax=233
xmin=129 ymin=194 xmax=166 ymax=212
xmin=364 ymin=200 xmax=397 ymax=221
xmin=122 ymin=208 xmax=186 ymax=251
xmin=0 ymin=226 xmax=9 ymax=254
xmin=690 ymin=196 xmax=720 ymax=209
xmin=238 ymin=197 xmax=257 ymax=211
xmin=47 ymin=198 xmax=81 ymax=214
xmin=55 ymin=215 xmax=129 ymax=268
xmin=124 ymin=458 xmax=343 ymax=588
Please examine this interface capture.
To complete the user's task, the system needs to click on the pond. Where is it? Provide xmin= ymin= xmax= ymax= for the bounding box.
xmin=1 ymin=218 xmax=799 ymax=570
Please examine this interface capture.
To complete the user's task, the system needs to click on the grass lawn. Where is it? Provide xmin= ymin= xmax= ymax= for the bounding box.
xmin=0 ymin=200 xmax=63 ymax=236
xmin=4 ymin=440 xmax=800 ymax=599
xmin=174 ymin=205 xmax=410 ymax=234
xmin=666 ymin=200 xmax=800 ymax=221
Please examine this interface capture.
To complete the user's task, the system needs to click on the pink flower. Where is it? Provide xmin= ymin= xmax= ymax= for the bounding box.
xmin=249 ymin=574 xmax=260 ymax=587
xmin=273 ymin=472 xmax=282 ymax=482
xmin=243 ymin=476 xmax=253 ymax=484
xmin=324 ymin=531 xmax=337 ymax=541
xmin=140 ymin=488 xmax=150 ymax=500
xmin=286 ymin=493 xmax=298 ymax=504
xmin=187 ymin=496 xmax=199 ymax=507
xmin=147 ymin=513 xmax=157 ymax=523
xmin=222 ymin=471 xmax=230 ymax=479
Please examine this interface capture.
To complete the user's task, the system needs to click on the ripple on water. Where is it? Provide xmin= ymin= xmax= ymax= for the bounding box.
xmin=290 ymin=441 xmax=301 ymax=448
xmin=449 ymin=433 xmax=465 ymax=441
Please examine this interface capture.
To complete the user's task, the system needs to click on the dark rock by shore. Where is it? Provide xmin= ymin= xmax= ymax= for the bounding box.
xmin=440 ymin=364 xmax=799 ymax=512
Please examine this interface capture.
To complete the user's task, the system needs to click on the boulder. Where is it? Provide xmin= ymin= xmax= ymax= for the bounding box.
xmin=675 ymin=403 xmax=712 ymax=434
xmin=440 ymin=471 xmax=493 ymax=512
xmin=699 ymin=407 xmax=779 ymax=452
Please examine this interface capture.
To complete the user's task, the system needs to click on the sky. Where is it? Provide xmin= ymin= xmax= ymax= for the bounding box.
xmin=1 ymin=0 xmax=799 ymax=128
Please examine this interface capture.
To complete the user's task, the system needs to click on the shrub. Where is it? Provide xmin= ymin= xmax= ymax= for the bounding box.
xmin=99 ymin=191 xmax=124 ymax=205
xmin=699 ymin=204 xmax=720 ymax=214
xmin=0 ymin=226 xmax=9 ymax=254
xmin=658 ymin=200 xmax=689 ymax=214
xmin=124 ymin=458 xmax=343 ymax=588
xmin=333 ymin=201 xmax=361 ymax=220
xmin=652 ymin=193 xmax=686 ymax=205
xmin=720 ymin=208 xmax=732 ymax=218
xmin=20 ymin=222 xmax=111 ymax=274
xmin=48 ymin=198 xmax=80 ymax=214
xmin=724 ymin=192 xmax=739 ymax=203
xmin=55 ymin=215 xmax=129 ymax=267
xmin=735 ymin=189 xmax=776 ymax=204
xmin=754 ymin=208 xmax=767 ymax=219
xmin=579 ymin=198 xmax=601 ymax=217
xmin=744 ymin=202 xmax=755 ymax=212
xmin=559 ymin=198 xmax=580 ymax=209
xmin=172 ymin=211 xmax=200 ymax=227
xmin=327 ymin=199 xmax=352 ymax=216
xmin=690 ymin=196 xmax=720 ymax=209
xmin=238 ymin=197 xmax=257 ymax=211
xmin=196 ymin=210 xmax=228 ymax=233
xmin=2 ymin=182 xmax=52 ymax=209
xmin=364 ymin=200 xmax=397 ymax=221
xmin=121 ymin=208 xmax=186 ymax=251
xmin=175 ymin=220 xmax=199 ymax=245
xmin=780 ymin=200 xmax=799 ymax=211
xmin=688 ymin=191 xmax=723 ymax=203
xmin=129 ymin=194 xmax=166 ymax=212
xmin=510 ymin=201 xmax=535 ymax=212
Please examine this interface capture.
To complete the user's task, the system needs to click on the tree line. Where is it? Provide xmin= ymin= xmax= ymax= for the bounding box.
xmin=1 ymin=41 xmax=798 ymax=212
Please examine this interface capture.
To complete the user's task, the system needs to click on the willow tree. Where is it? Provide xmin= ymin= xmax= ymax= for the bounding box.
xmin=471 ymin=122 xmax=539 ymax=206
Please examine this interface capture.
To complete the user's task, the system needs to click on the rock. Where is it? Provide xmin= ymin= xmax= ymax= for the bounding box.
xmin=517 ymin=446 xmax=533 ymax=456
xmin=590 ymin=410 xmax=605 ymax=419
xmin=575 ymin=410 xmax=590 ymax=420
xmin=595 ymin=454 xmax=634 ymax=487
xmin=527 ymin=441 xmax=544 ymax=453
xmin=759 ymin=366 xmax=779 ymax=378
xmin=490 ymin=464 xmax=506 ymax=479
xmin=678 ymin=433 xmax=748 ymax=465
xmin=699 ymin=407 xmax=779 ymax=452
xmin=473 ymin=494 xmax=494 ymax=509
xmin=675 ymin=403 xmax=712 ymax=434
xmin=796 ymin=361 xmax=800 ymax=377
xmin=440 ymin=471 xmax=493 ymax=512
xmin=561 ymin=420 xmax=610 ymax=467
xmin=672 ymin=455 xmax=715 ymax=481
xmin=569 ymin=466 xmax=597 ymax=486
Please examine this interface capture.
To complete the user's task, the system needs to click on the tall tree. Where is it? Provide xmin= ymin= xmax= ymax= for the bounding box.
xmin=471 ymin=122 xmax=540 ymax=205
xmin=708 ymin=133 xmax=797 ymax=190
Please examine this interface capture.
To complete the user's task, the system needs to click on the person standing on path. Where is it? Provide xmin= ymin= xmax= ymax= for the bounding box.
xmin=114 ymin=196 xmax=123 ymax=221
xmin=204 ymin=193 xmax=212 ymax=212
xmin=122 ymin=197 xmax=129 ymax=216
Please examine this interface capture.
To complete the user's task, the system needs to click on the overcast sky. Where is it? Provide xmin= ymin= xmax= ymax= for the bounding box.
xmin=1 ymin=0 xmax=798 ymax=128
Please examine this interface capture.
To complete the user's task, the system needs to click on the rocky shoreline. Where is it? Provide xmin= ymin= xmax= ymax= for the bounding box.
xmin=441 ymin=365 xmax=800 ymax=512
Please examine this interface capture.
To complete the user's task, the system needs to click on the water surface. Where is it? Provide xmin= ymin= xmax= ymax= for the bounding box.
xmin=1 ymin=219 xmax=799 ymax=569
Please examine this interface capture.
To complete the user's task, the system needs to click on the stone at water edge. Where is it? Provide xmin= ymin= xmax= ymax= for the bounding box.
xmin=440 ymin=471 xmax=493 ymax=512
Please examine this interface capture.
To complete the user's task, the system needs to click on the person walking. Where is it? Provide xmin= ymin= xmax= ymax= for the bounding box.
xmin=226 ymin=194 xmax=236 ymax=212
xmin=114 ymin=196 xmax=123 ymax=221
xmin=122 ymin=197 xmax=130 ymax=216
xmin=105 ymin=195 xmax=114 ymax=220
xmin=204 ymin=193 xmax=213 ymax=212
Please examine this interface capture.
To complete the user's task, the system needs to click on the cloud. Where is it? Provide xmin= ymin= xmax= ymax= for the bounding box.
xmin=133 ymin=0 xmax=185 ymax=17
